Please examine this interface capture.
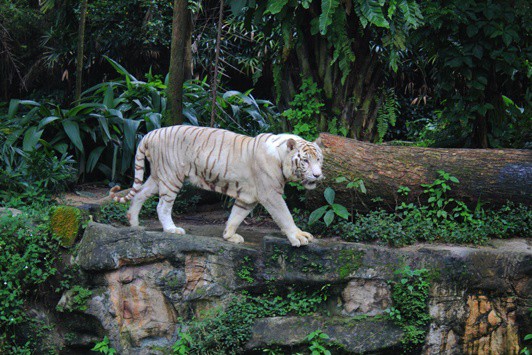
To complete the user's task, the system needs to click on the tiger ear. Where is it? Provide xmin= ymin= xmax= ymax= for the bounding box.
xmin=286 ymin=138 xmax=297 ymax=151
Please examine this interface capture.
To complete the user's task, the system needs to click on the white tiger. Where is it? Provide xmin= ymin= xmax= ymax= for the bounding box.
xmin=110 ymin=126 xmax=324 ymax=247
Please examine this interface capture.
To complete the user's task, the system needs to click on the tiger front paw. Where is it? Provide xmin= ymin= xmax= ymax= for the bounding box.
xmin=164 ymin=226 xmax=186 ymax=235
xmin=288 ymin=229 xmax=314 ymax=247
xmin=224 ymin=233 xmax=245 ymax=244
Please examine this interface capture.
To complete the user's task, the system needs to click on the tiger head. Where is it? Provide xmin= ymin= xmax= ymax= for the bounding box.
xmin=284 ymin=138 xmax=324 ymax=190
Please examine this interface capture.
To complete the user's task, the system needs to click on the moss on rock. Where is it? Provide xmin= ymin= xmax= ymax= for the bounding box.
xmin=50 ymin=206 xmax=82 ymax=247
xmin=337 ymin=248 xmax=364 ymax=279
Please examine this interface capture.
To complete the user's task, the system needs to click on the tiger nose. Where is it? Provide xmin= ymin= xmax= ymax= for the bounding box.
xmin=313 ymin=172 xmax=322 ymax=179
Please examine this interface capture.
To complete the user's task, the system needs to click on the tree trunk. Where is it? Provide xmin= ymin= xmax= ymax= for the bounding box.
xmin=210 ymin=0 xmax=224 ymax=127
xmin=282 ymin=4 xmax=386 ymax=141
xmin=308 ymin=133 xmax=532 ymax=211
xmin=166 ymin=0 xmax=190 ymax=126
xmin=74 ymin=0 xmax=88 ymax=102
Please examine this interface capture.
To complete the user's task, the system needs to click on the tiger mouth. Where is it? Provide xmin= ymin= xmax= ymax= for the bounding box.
xmin=302 ymin=179 xmax=318 ymax=190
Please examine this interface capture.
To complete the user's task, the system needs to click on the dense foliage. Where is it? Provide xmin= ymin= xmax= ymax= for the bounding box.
xmin=1 ymin=58 xmax=275 ymax=183
xmin=387 ymin=266 xmax=431 ymax=352
xmin=302 ymin=171 xmax=531 ymax=246
xmin=2 ymin=1 xmax=529 ymax=147
xmin=173 ymin=287 xmax=328 ymax=354
xmin=414 ymin=0 xmax=531 ymax=148
xmin=0 ymin=211 xmax=61 ymax=353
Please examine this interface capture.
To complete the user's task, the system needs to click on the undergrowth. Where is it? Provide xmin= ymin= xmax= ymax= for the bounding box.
xmin=302 ymin=171 xmax=530 ymax=246
xmin=386 ymin=266 xmax=431 ymax=353
xmin=173 ymin=286 xmax=329 ymax=354
xmin=0 ymin=211 xmax=62 ymax=353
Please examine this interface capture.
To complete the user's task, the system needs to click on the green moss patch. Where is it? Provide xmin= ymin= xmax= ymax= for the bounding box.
xmin=337 ymin=249 xmax=364 ymax=279
xmin=50 ymin=206 xmax=82 ymax=247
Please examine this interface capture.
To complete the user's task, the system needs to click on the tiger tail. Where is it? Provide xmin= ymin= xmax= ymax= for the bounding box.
xmin=109 ymin=135 xmax=149 ymax=203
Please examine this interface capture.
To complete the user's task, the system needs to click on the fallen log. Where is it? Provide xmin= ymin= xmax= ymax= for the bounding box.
xmin=309 ymin=133 xmax=532 ymax=211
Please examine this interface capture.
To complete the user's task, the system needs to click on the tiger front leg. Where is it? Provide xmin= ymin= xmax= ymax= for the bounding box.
xmin=157 ymin=181 xmax=185 ymax=235
xmin=260 ymin=193 xmax=314 ymax=247
xmin=223 ymin=201 xmax=257 ymax=244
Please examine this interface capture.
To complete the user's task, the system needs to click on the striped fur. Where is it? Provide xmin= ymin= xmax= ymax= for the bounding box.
xmin=110 ymin=126 xmax=323 ymax=247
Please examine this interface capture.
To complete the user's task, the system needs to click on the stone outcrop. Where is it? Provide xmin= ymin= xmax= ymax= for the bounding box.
xmin=57 ymin=223 xmax=531 ymax=354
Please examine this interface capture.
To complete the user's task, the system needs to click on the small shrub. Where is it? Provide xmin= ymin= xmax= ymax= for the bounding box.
xmin=56 ymin=285 xmax=92 ymax=313
xmin=281 ymin=78 xmax=325 ymax=141
xmin=237 ymin=256 xmax=255 ymax=284
xmin=91 ymin=336 xmax=116 ymax=355
xmin=98 ymin=202 xmax=129 ymax=225
xmin=306 ymin=330 xmax=334 ymax=355
xmin=172 ymin=331 xmax=193 ymax=355
xmin=0 ymin=151 xmax=76 ymax=208
xmin=308 ymin=187 xmax=350 ymax=227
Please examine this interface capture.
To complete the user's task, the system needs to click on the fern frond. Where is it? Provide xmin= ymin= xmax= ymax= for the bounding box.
xmin=376 ymin=88 xmax=399 ymax=143
xmin=356 ymin=0 xmax=390 ymax=28
xmin=327 ymin=7 xmax=356 ymax=84
xmin=398 ymin=0 xmax=423 ymax=29
xmin=319 ymin=0 xmax=341 ymax=35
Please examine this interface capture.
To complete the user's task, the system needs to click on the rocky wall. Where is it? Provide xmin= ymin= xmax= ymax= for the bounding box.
xmin=56 ymin=223 xmax=531 ymax=354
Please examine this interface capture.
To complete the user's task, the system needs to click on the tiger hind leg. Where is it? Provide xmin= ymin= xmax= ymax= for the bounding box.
xmin=157 ymin=179 xmax=185 ymax=234
xmin=127 ymin=176 xmax=158 ymax=227
xmin=223 ymin=201 xmax=257 ymax=244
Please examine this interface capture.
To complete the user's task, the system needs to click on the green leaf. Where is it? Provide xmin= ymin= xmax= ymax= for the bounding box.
xmin=324 ymin=209 xmax=335 ymax=226
xmin=104 ymin=56 xmax=138 ymax=81
xmin=122 ymin=118 xmax=141 ymax=154
xmin=502 ymin=32 xmax=512 ymax=46
xmin=265 ymin=0 xmax=289 ymax=15
xmin=324 ymin=187 xmax=335 ymax=205
xmin=449 ymin=176 xmax=459 ymax=183
xmin=22 ymin=126 xmax=43 ymax=151
xmin=472 ymin=45 xmax=484 ymax=59
xmin=319 ymin=0 xmax=341 ymax=35
xmin=398 ymin=0 xmax=423 ymax=29
xmin=103 ymin=84 xmax=115 ymax=108
xmin=357 ymin=0 xmax=390 ymax=28
xmin=62 ymin=120 xmax=84 ymax=153
xmin=87 ymin=146 xmax=106 ymax=173
xmin=145 ymin=113 xmax=162 ymax=131
xmin=38 ymin=116 xmax=60 ymax=129
xmin=8 ymin=99 xmax=20 ymax=119
xmin=229 ymin=0 xmax=248 ymax=16
xmin=96 ymin=116 xmax=112 ymax=143
xmin=501 ymin=95 xmax=515 ymax=107
xmin=359 ymin=180 xmax=367 ymax=194
xmin=466 ymin=24 xmax=478 ymax=37
xmin=18 ymin=99 xmax=41 ymax=106
xmin=67 ymin=103 xmax=102 ymax=117
xmin=309 ymin=206 xmax=329 ymax=225
xmin=332 ymin=203 xmax=350 ymax=219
